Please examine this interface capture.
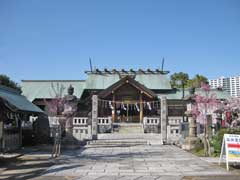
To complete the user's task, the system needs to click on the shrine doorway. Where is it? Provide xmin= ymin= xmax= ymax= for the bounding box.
xmin=98 ymin=76 xmax=157 ymax=124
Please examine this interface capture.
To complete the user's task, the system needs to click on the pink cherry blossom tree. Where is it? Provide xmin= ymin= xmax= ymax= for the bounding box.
xmin=223 ymin=97 xmax=240 ymax=127
xmin=192 ymin=83 xmax=220 ymax=156
xmin=44 ymin=83 xmax=65 ymax=116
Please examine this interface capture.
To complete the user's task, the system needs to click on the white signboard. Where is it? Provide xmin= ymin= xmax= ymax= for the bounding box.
xmin=219 ymin=134 xmax=240 ymax=171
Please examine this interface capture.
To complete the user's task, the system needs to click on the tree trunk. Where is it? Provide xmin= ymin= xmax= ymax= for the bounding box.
xmin=203 ymin=123 xmax=211 ymax=157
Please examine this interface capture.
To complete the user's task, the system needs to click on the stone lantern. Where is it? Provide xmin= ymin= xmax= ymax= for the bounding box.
xmin=182 ymin=88 xmax=198 ymax=150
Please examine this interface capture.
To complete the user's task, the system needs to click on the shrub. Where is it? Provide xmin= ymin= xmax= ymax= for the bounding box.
xmin=211 ymin=128 xmax=240 ymax=156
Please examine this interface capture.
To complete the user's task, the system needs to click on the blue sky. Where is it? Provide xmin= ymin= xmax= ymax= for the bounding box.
xmin=0 ymin=0 xmax=240 ymax=82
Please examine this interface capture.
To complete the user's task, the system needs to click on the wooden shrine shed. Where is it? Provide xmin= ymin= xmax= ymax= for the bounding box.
xmin=0 ymin=85 xmax=44 ymax=152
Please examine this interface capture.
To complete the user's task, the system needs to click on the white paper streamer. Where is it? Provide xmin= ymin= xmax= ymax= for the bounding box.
xmin=109 ymin=101 xmax=114 ymax=110
xmin=135 ymin=103 xmax=140 ymax=112
xmin=147 ymin=102 xmax=152 ymax=110
xmin=121 ymin=102 xmax=127 ymax=110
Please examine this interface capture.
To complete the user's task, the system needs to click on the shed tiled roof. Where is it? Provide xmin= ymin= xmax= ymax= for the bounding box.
xmin=0 ymin=85 xmax=43 ymax=113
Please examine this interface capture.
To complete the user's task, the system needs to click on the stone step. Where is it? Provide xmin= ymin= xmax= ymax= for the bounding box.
xmin=87 ymin=139 xmax=148 ymax=147
xmin=96 ymin=133 xmax=163 ymax=145
xmin=113 ymin=123 xmax=144 ymax=134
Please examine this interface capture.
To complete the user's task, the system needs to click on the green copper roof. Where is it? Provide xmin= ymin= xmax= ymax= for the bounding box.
xmin=0 ymin=85 xmax=43 ymax=113
xmin=158 ymin=89 xmax=188 ymax=100
xmin=135 ymin=74 xmax=171 ymax=89
xmin=21 ymin=74 xmax=171 ymax=101
xmin=195 ymin=89 xmax=231 ymax=100
xmin=158 ymin=88 xmax=231 ymax=100
xmin=85 ymin=74 xmax=172 ymax=90
xmin=85 ymin=74 xmax=120 ymax=89
xmin=21 ymin=80 xmax=85 ymax=101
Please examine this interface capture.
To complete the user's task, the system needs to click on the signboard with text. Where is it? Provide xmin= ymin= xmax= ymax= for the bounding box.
xmin=219 ymin=134 xmax=240 ymax=171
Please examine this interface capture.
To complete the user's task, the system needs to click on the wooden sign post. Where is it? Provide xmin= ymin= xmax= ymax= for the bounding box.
xmin=219 ymin=134 xmax=240 ymax=171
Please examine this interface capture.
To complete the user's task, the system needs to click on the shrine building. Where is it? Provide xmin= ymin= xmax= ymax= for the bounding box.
xmin=21 ymin=69 xmax=230 ymax=143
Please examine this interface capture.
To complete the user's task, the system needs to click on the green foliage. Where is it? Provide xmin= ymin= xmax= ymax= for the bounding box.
xmin=170 ymin=72 xmax=208 ymax=88
xmin=0 ymin=74 xmax=21 ymax=92
xmin=211 ymin=128 xmax=240 ymax=156
xmin=191 ymin=74 xmax=208 ymax=88
xmin=191 ymin=138 xmax=205 ymax=156
xmin=170 ymin=72 xmax=189 ymax=88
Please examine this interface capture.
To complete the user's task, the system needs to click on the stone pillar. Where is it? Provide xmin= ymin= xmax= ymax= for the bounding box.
xmin=92 ymin=95 xmax=98 ymax=140
xmin=161 ymin=96 xmax=168 ymax=144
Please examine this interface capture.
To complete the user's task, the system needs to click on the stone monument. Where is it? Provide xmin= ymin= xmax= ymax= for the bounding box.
xmin=91 ymin=95 xmax=98 ymax=140
xmin=62 ymin=85 xmax=78 ymax=147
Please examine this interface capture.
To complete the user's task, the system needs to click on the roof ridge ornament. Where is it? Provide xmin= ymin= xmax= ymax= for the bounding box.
xmin=84 ymin=68 xmax=170 ymax=75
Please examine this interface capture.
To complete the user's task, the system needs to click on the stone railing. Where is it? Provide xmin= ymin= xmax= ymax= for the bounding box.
xmin=72 ymin=116 xmax=113 ymax=135
xmin=168 ymin=116 xmax=182 ymax=126
xmin=97 ymin=117 xmax=112 ymax=133
xmin=143 ymin=117 xmax=160 ymax=133
xmin=72 ymin=117 xmax=91 ymax=141
xmin=98 ymin=117 xmax=112 ymax=125
xmin=143 ymin=117 xmax=160 ymax=125
xmin=73 ymin=126 xmax=92 ymax=141
xmin=73 ymin=117 xmax=88 ymax=125
xmin=48 ymin=116 xmax=60 ymax=127
xmin=167 ymin=116 xmax=184 ymax=144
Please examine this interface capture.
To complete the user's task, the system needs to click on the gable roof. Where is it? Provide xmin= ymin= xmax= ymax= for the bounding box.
xmin=98 ymin=76 xmax=157 ymax=98
xmin=0 ymin=85 xmax=43 ymax=113
xmin=85 ymin=73 xmax=172 ymax=90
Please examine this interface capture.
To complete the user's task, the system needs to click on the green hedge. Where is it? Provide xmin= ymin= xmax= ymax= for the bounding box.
xmin=211 ymin=128 xmax=240 ymax=156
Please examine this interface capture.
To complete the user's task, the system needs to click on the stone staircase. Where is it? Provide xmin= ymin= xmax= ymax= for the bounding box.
xmin=113 ymin=123 xmax=144 ymax=134
xmin=87 ymin=138 xmax=147 ymax=147
xmin=86 ymin=133 xmax=163 ymax=147
xmin=86 ymin=123 xmax=162 ymax=147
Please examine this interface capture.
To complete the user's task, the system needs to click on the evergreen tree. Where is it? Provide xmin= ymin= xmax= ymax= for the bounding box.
xmin=0 ymin=74 xmax=21 ymax=92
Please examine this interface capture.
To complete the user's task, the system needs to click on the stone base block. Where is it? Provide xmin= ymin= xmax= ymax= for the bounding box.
xmin=182 ymin=137 xmax=198 ymax=150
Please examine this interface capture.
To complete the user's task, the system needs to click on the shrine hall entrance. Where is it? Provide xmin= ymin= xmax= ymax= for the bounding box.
xmin=115 ymin=96 xmax=140 ymax=123
xmin=98 ymin=76 xmax=158 ymax=124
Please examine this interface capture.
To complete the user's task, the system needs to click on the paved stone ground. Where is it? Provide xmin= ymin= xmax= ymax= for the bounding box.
xmin=0 ymin=152 xmax=54 ymax=180
xmin=37 ymin=144 xmax=233 ymax=180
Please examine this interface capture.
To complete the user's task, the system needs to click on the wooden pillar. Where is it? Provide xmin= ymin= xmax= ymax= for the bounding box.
xmin=112 ymin=92 xmax=115 ymax=123
xmin=140 ymin=92 xmax=143 ymax=123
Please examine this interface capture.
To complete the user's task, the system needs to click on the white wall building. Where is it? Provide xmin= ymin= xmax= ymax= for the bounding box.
xmin=209 ymin=75 xmax=240 ymax=97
